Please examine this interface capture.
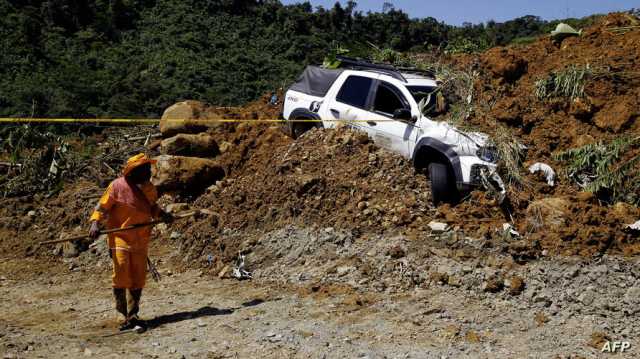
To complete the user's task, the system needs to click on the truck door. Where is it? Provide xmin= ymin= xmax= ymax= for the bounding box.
xmin=360 ymin=80 xmax=420 ymax=158
xmin=324 ymin=75 xmax=375 ymax=131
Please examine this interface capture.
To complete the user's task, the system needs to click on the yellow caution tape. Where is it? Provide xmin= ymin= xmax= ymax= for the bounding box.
xmin=0 ymin=118 xmax=394 ymax=124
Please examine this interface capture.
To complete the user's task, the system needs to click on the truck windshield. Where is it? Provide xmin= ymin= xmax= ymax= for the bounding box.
xmin=407 ymin=86 xmax=438 ymax=115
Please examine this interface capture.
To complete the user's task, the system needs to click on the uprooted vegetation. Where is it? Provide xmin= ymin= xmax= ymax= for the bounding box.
xmin=534 ymin=64 xmax=593 ymax=100
xmin=0 ymin=125 xmax=156 ymax=197
xmin=554 ymin=137 xmax=640 ymax=205
xmin=490 ymin=125 xmax=528 ymax=187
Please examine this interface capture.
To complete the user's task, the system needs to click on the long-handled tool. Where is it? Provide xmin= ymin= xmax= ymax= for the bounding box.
xmin=39 ymin=219 xmax=166 ymax=246
xmin=28 ymin=210 xmax=206 ymax=255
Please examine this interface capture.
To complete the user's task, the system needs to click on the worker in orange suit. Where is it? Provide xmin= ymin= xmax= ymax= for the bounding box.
xmin=89 ymin=153 xmax=172 ymax=331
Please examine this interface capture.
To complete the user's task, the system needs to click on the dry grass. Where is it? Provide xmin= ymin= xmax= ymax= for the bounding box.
xmin=535 ymin=64 xmax=593 ymax=100
xmin=411 ymin=56 xmax=479 ymax=125
xmin=490 ymin=124 xmax=528 ymax=187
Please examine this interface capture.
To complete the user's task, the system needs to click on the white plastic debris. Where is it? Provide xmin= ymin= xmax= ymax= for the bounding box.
xmin=502 ymin=223 xmax=521 ymax=238
xmin=428 ymin=221 xmax=449 ymax=233
xmin=626 ymin=220 xmax=640 ymax=232
xmin=232 ymin=254 xmax=252 ymax=280
xmin=551 ymin=23 xmax=582 ymax=39
xmin=528 ymin=162 xmax=556 ymax=186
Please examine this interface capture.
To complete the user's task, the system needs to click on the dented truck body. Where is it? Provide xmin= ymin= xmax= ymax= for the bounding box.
xmin=283 ymin=63 xmax=503 ymax=204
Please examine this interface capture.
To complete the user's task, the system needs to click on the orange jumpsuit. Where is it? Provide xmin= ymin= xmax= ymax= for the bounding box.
xmin=90 ymin=177 xmax=160 ymax=289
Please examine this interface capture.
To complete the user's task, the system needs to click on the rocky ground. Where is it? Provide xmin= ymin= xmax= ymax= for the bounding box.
xmin=2 ymin=227 xmax=639 ymax=358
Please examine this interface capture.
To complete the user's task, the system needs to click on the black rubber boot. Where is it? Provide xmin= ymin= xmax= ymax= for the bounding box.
xmin=114 ymin=288 xmax=133 ymax=331
xmin=128 ymin=289 xmax=142 ymax=318
xmin=114 ymin=288 xmax=127 ymax=317
xmin=128 ymin=289 xmax=146 ymax=332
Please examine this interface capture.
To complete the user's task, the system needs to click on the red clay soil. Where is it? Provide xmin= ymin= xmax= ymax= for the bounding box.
xmin=176 ymin=125 xmax=438 ymax=266
xmin=434 ymin=12 xmax=640 ymax=255
xmin=455 ymin=13 xmax=640 ymax=159
xmin=176 ymin=120 xmax=640 ymax=262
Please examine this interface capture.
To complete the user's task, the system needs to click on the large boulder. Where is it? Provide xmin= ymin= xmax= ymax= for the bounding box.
xmin=160 ymin=133 xmax=220 ymax=157
xmin=159 ymin=101 xmax=219 ymax=137
xmin=152 ymin=155 xmax=225 ymax=194
xmin=526 ymin=197 xmax=571 ymax=231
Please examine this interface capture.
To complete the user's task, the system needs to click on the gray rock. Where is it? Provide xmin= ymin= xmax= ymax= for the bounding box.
xmin=534 ymin=290 xmax=552 ymax=307
xmin=428 ymin=221 xmax=449 ymax=233
xmin=165 ymin=203 xmax=190 ymax=214
xmin=336 ymin=266 xmax=354 ymax=277
xmin=623 ymin=286 xmax=640 ymax=305
xmin=564 ymin=266 xmax=580 ymax=279
xmin=578 ymin=288 xmax=595 ymax=306
xmin=589 ymin=265 xmax=608 ymax=281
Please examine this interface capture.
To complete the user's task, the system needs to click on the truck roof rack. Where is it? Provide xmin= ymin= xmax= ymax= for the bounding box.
xmin=335 ymin=56 xmax=435 ymax=82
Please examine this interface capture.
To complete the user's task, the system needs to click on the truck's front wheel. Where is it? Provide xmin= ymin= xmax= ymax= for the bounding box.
xmin=289 ymin=120 xmax=312 ymax=139
xmin=428 ymin=162 xmax=458 ymax=206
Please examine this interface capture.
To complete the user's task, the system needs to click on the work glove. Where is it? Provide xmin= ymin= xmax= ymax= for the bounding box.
xmin=89 ymin=221 xmax=101 ymax=239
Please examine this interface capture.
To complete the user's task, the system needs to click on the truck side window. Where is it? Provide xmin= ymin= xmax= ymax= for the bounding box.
xmin=373 ymin=83 xmax=408 ymax=117
xmin=336 ymin=76 xmax=373 ymax=108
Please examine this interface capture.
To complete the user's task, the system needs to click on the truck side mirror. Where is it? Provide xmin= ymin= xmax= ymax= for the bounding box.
xmin=393 ymin=108 xmax=412 ymax=121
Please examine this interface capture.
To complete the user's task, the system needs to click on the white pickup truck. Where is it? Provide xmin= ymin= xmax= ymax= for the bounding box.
xmin=283 ymin=57 xmax=503 ymax=205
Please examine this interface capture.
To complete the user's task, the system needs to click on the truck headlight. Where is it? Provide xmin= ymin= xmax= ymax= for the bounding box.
xmin=476 ymin=147 xmax=499 ymax=163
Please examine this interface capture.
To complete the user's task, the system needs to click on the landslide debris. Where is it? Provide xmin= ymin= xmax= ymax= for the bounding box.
xmin=3 ymin=14 xmax=640 ymax=281
xmin=175 ymin=125 xmax=436 ymax=267
xmin=429 ymin=13 xmax=640 ymax=255
xmin=459 ymin=13 xmax=640 ymax=154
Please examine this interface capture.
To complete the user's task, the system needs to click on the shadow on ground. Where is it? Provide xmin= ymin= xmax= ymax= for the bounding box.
xmin=146 ymin=306 xmax=234 ymax=329
xmin=145 ymin=297 xmax=270 ymax=330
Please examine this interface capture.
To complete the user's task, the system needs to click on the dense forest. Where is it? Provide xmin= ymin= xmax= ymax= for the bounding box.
xmin=0 ymin=0 xmax=610 ymax=117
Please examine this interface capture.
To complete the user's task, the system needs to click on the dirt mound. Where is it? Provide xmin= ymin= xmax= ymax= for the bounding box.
xmin=0 ymin=180 xmax=100 ymax=260
xmin=210 ymin=126 xmax=431 ymax=232
xmin=174 ymin=126 xmax=436 ymax=265
xmin=482 ymin=47 xmax=528 ymax=83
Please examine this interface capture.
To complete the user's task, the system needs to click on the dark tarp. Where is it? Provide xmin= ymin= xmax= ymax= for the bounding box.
xmin=289 ymin=66 xmax=343 ymax=97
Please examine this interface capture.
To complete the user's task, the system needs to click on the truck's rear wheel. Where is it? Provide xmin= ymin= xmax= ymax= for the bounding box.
xmin=428 ymin=162 xmax=458 ymax=206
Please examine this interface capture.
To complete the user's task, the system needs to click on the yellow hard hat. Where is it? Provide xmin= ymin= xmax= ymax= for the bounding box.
xmin=122 ymin=153 xmax=157 ymax=176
